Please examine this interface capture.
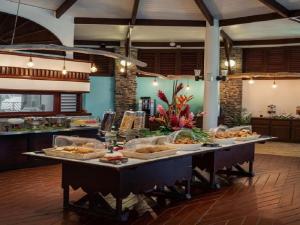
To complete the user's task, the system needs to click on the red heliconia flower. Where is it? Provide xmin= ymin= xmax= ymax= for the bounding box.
xmin=158 ymin=90 xmax=169 ymax=105
xmin=180 ymin=105 xmax=191 ymax=118
xmin=170 ymin=115 xmax=179 ymax=127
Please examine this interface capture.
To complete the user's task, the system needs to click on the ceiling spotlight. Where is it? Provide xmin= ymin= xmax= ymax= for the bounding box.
xmin=248 ymin=78 xmax=255 ymax=84
xmin=27 ymin=56 xmax=34 ymax=68
xmin=272 ymin=80 xmax=278 ymax=89
xmin=152 ymin=77 xmax=158 ymax=86
xmin=120 ymin=60 xmax=132 ymax=67
xmin=169 ymin=42 xmax=176 ymax=47
xmin=224 ymin=59 xmax=236 ymax=67
xmin=120 ymin=67 xmax=125 ymax=73
xmin=90 ymin=63 xmax=98 ymax=73
xmin=176 ymin=45 xmax=182 ymax=48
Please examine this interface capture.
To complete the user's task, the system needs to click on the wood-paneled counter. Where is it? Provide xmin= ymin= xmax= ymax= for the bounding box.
xmin=0 ymin=127 xmax=99 ymax=171
xmin=251 ymin=117 xmax=300 ymax=142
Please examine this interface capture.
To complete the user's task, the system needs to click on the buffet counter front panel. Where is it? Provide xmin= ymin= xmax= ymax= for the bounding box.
xmin=25 ymin=137 xmax=272 ymax=221
xmin=0 ymin=127 xmax=99 ymax=171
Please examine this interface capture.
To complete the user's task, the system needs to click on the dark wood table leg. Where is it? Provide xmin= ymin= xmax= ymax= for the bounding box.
xmin=249 ymin=161 xmax=255 ymax=177
xmin=63 ymin=185 xmax=69 ymax=209
xmin=116 ymin=196 xmax=129 ymax=222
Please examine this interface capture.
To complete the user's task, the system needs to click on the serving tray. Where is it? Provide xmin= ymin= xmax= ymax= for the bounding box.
xmin=122 ymin=149 xmax=177 ymax=160
xmin=43 ymin=147 xmax=106 ymax=160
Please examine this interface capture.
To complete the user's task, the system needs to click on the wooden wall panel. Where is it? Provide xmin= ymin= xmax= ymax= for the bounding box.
xmin=265 ymin=48 xmax=286 ymax=72
xmin=243 ymin=48 xmax=266 ymax=72
xmin=137 ymin=49 xmax=204 ymax=76
xmin=243 ymin=46 xmax=300 ymax=73
xmin=287 ymin=47 xmax=300 ymax=72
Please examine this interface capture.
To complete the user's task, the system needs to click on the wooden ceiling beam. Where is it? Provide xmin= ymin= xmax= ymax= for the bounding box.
xmin=0 ymin=20 xmax=30 ymax=40
xmin=56 ymin=0 xmax=78 ymax=19
xmin=258 ymin=0 xmax=291 ymax=17
xmin=194 ymin=0 xmax=214 ymax=26
xmin=131 ymin=0 xmax=140 ymax=25
xmin=74 ymin=18 xmax=206 ymax=27
xmin=220 ymin=13 xmax=282 ymax=26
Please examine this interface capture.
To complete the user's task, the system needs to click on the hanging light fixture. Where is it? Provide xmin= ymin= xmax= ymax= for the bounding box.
xmin=120 ymin=60 xmax=132 ymax=67
xmin=26 ymin=55 xmax=34 ymax=68
xmin=62 ymin=57 xmax=67 ymax=75
xmin=152 ymin=77 xmax=158 ymax=86
xmin=272 ymin=79 xmax=278 ymax=89
xmin=120 ymin=67 xmax=125 ymax=73
xmin=90 ymin=63 xmax=98 ymax=73
xmin=248 ymin=77 xmax=255 ymax=84
xmin=186 ymin=80 xmax=190 ymax=90
xmin=224 ymin=59 xmax=236 ymax=67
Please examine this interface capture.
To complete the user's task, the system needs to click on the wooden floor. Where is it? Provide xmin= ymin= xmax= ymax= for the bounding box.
xmin=1 ymin=153 xmax=300 ymax=225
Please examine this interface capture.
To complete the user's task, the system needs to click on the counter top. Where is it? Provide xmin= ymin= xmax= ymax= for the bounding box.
xmin=0 ymin=126 xmax=99 ymax=136
xmin=25 ymin=136 xmax=273 ymax=170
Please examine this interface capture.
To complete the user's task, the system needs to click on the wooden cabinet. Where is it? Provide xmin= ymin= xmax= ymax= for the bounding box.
xmin=243 ymin=46 xmax=300 ymax=73
xmin=270 ymin=120 xmax=291 ymax=142
xmin=291 ymin=120 xmax=300 ymax=142
xmin=251 ymin=118 xmax=270 ymax=136
xmin=251 ymin=118 xmax=300 ymax=143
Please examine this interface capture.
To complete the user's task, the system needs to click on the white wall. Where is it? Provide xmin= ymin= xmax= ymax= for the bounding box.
xmin=242 ymin=80 xmax=300 ymax=116
xmin=0 ymin=0 xmax=74 ymax=48
xmin=0 ymin=78 xmax=90 ymax=92
xmin=0 ymin=54 xmax=91 ymax=73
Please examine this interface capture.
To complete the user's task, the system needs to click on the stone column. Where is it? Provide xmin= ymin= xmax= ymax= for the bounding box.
xmin=203 ymin=19 xmax=220 ymax=130
xmin=114 ymin=46 xmax=138 ymax=126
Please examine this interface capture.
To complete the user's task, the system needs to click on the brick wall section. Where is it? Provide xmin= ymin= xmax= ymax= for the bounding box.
xmin=114 ymin=47 xmax=138 ymax=125
xmin=220 ymin=48 xmax=243 ymax=126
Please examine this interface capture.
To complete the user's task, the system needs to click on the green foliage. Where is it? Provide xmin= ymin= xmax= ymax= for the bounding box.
xmin=229 ymin=108 xmax=252 ymax=127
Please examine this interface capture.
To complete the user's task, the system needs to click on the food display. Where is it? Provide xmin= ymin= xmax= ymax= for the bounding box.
xmin=133 ymin=111 xmax=145 ymax=129
xmin=170 ymin=128 xmax=209 ymax=145
xmin=120 ymin=111 xmax=136 ymax=131
xmin=100 ymin=110 xmax=116 ymax=132
xmin=70 ymin=117 xmax=99 ymax=127
xmin=122 ymin=145 xmax=177 ymax=160
xmin=43 ymin=146 xmax=106 ymax=160
xmin=43 ymin=136 xmax=106 ymax=160
xmin=213 ymin=129 xmax=260 ymax=144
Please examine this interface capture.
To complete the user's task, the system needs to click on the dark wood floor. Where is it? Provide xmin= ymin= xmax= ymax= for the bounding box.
xmin=1 ymin=154 xmax=300 ymax=225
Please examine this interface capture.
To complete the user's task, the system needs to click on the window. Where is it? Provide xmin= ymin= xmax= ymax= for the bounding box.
xmin=0 ymin=94 xmax=54 ymax=113
xmin=60 ymin=94 xmax=77 ymax=112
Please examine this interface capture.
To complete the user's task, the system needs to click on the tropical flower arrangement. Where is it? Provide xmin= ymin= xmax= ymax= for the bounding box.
xmin=150 ymin=81 xmax=195 ymax=131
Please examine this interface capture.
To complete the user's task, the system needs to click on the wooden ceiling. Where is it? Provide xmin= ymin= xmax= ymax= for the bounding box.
xmin=0 ymin=11 xmax=61 ymax=45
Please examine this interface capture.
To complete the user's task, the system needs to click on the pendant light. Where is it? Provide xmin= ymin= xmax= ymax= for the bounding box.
xmin=27 ymin=55 xmax=34 ymax=68
xmin=248 ymin=77 xmax=255 ymax=84
xmin=272 ymin=79 xmax=278 ymax=89
xmin=120 ymin=60 xmax=132 ymax=67
xmin=120 ymin=67 xmax=125 ymax=73
xmin=186 ymin=80 xmax=190 ymax=90
xmin=152 ymin=77 xmax=158 ymax=86
xmin=62 ymin=57 xmax=67 ymax=75
xmin=90 ymin=63 xmax=98 ymax=73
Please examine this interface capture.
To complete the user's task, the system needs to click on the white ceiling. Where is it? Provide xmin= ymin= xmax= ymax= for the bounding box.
xmin=3 ymin=0 xmax=300 ymax=43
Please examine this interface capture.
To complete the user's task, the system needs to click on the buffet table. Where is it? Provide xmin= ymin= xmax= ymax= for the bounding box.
xmin=25 ymin=136 xmax=272 ymax=221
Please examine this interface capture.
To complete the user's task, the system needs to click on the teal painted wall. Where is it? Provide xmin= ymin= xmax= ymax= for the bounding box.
xmin=136 ymin=77 xmax=204 ymax=113
xmin=84 ymin=76 xmax=114 ymax=118
xmin=85 ymin=76 xmax=205 ymax=117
